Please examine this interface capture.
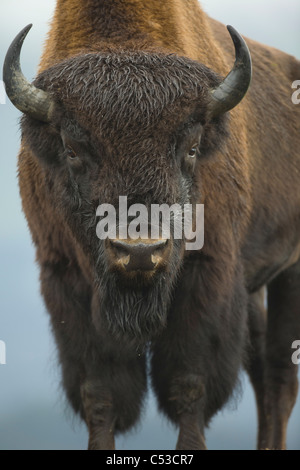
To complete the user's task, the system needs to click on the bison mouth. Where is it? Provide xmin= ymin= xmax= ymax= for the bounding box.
xmin=92 ymin=239 xmax=183 ymax=344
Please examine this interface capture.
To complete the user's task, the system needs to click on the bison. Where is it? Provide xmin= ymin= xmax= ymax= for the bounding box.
xmin=3 ymin=0 xmax=300 ymax=450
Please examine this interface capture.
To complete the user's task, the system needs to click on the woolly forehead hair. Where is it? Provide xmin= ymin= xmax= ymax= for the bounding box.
xmin=35 ymin=51 xmax=220 ymax=136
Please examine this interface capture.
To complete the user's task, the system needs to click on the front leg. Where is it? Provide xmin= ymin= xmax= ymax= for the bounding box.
xmin=151 ymin=260 xmax=248 ymax=450
xmin=40 ymin=260 xmax=147 ymax=450
xmin=170 ymin=375 xmax=206 ymax=450
xmin=244 ymin=288 xmax=270 ymax=449
xmin=81 ymin=379 xmax=116 ymax=450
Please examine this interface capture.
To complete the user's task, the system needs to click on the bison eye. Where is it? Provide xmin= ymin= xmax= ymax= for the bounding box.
xmin=64 ymin=145 xmax=85 ymax=172
xmin=65 ymin=145 xmax=78 ymax=160
xmin=182 ymin=144 xmax=199 ymax=174
xmin=188 ymin=147 xmax=197 ymax=158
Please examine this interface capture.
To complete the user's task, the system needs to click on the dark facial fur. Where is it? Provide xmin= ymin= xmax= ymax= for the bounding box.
xmin=21 ymin=50 xmax=228 ymax=343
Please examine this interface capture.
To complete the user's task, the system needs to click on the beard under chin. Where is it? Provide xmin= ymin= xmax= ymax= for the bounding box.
xmin=92 ymin=239 xmax=183 ymax=346
xmin=94 ymin=271 xmax=174 ymax=345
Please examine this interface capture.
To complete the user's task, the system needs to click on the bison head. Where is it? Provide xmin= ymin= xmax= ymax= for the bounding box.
xmin=3 ymin=25 xmax=251 ymax=344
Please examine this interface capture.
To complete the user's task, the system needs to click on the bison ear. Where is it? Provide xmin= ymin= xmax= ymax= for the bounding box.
xmin=208 ymin=25 xmax=252 ymax=117
xmin=3 ymin=24 xmax=54 ymax=123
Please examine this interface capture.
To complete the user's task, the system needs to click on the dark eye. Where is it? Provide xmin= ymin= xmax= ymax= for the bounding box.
xmin=65 ymin=146 xmax=78 ymax=160
xmin=187 ymin=146 xmax=198 ymax=158
xmin=63 ymin=144 xmax=85 ymax=172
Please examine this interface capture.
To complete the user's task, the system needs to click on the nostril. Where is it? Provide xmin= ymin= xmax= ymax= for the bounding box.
xmin=108 ymin=238 xmax=168 ymax=271
xmin=108 ymin=239 xmax=131 ymax=267
xmin=150 ymin=239 xmax=168 ymax=266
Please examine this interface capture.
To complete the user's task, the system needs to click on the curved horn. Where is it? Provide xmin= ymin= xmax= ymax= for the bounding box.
xmin=3 ymin=24 xmax=54 ymax=122
xmin=209 ymin=25 xmax=252 ymax=117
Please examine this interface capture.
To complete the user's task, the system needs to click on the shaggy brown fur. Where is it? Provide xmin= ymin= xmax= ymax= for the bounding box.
xmin=15 ymin=0 xmax=300 ymax=450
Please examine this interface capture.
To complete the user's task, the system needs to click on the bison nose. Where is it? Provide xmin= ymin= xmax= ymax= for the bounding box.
xmin=108 ymin=238 xmax=168 ymax=271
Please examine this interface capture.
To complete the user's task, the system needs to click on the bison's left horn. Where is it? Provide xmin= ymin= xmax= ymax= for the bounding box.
xmin=209 ymin=25 xmax=252 ymax=117
xmin=3 ymin=24 xmax=54 ymax=122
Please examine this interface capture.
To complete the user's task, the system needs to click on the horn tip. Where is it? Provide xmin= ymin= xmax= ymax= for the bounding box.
xmin=226 ymin=25 xmax=239 ymax=41
xmin=21 ymin=24 xmax=33 ymax=38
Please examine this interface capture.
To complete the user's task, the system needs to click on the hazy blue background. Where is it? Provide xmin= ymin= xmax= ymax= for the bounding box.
xmin=0 ymin=0 xmax=299 ymax=450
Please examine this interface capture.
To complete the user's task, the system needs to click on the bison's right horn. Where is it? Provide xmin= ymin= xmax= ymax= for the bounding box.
xmin=3 ymin=24 xmax=54 ymax=123
xmin=209 ymin=25 xmax=252 ymax=117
